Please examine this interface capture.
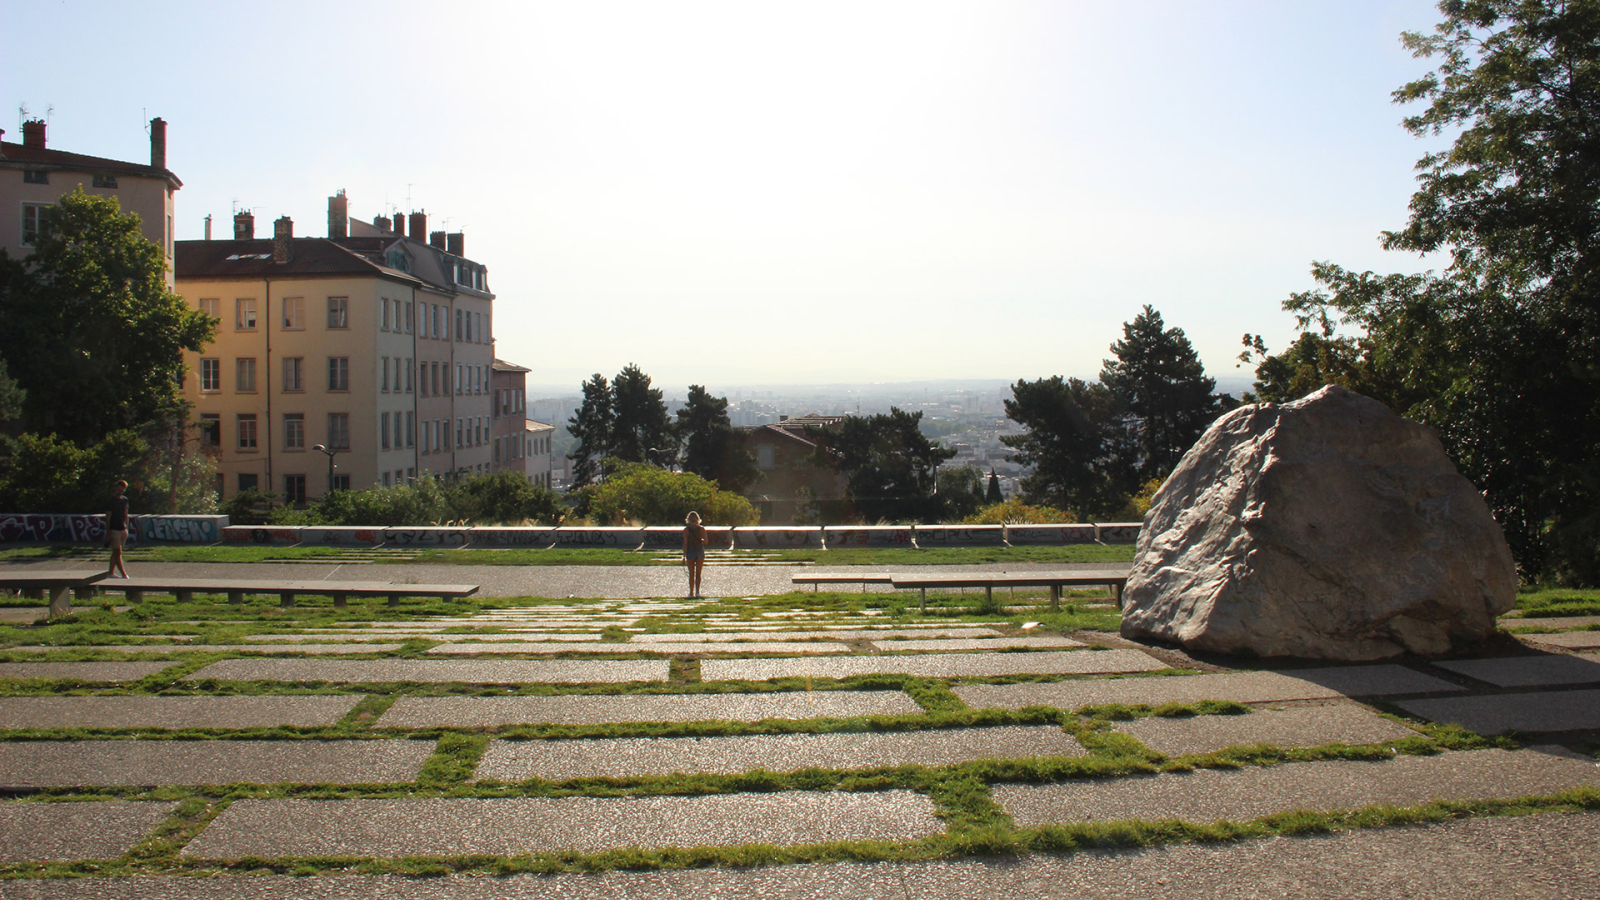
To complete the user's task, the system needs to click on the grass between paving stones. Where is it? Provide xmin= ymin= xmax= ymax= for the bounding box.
xmin=1512 ymin=586 xmax=1600 ymax=618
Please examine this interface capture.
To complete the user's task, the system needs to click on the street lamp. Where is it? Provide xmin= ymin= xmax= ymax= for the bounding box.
xmin=312 ymin=444 xmax=340 ymax=496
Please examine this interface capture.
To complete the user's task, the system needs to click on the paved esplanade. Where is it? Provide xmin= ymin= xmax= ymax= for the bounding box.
xmin=2 ymin=557 xmax=1598 ymax=898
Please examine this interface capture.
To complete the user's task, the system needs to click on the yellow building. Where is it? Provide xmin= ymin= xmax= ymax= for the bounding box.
xmin=0 ymin=117 xmax=180 ymax=286
xmin=175 ymin=194 xmax=499 ymax=500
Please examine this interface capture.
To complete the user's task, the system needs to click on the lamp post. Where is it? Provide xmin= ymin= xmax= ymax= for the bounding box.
xmin=312 ymin=444 xmax=340 ymax=497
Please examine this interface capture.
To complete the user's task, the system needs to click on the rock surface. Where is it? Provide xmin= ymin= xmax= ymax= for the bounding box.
xmin=1121 ymin=385 xmax=1516 ymax=660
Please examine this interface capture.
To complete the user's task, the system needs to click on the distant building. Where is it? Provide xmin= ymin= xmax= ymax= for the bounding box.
xmin=175 ymin=194 xmax=496 ymax=500
xmin=491 ymin=358 xmax=554 ymax=488
xmin=0 ymin=117 xmax=180 ymax=285
xmin=738 ymin=414 xmax=847 ymax=524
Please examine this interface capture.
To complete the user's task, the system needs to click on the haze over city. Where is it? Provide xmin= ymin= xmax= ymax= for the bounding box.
xmin=6 ymin=0 xmax=1446 ymax=392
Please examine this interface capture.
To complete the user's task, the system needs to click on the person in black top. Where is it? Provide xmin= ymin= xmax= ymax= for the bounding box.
xmin=106 ymin=479 xmax=130 ymax=579
xmin=682 ymin=510 xmax=707 ymax=599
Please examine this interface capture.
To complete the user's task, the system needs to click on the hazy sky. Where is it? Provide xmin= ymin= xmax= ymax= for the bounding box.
xmin=6 ymin=0 xmax=1450 ymax=391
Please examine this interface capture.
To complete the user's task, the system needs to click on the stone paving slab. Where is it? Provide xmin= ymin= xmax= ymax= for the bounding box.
xmin=1524 ymin=632 xmax=1600 ymax=649
xmin=953 ymin=666 xmax=1461 ymax=711
xmin=0 ymin=695 xmax=361 ymax=729
xmin=703 ymin=650 xmax=1167 ymax=682
xmin=871 ymin=637 xmax=1085 ymax=651
xmin=11 ymin=811 xmax=1600 ymax=898
xmin=0 ymin=800 xmax=177 ymax=862
xmin=0 ymin=739 xmax=435 ymax=788
xmin=423 ymin=641 xmax=851 ymax=656
xmin=996 ymin=747 xmax=1600 ymax=827
xmin=632 ymin=628 xmax=1004 ymax=642
xmin=0 ymin=661 xmax=177 ymax=681
xmin=7 ymin=644 xmax=407 ymax=655
xmin=246 ymin=633 xmax=605 ymax=642
xmin=181 ymin=791 xmax=943 ymax=858
xmin=1434 ymin=653 xmax=1600 ymax=687
xmin=378 ymin=690 xmax=921 ymax=727
xmin=1397 ymin=689 xmax=1600 ymax=735
xmin=473 ymin=725 xmax=1083 ymax=781
xmin=1114 ymin=704 xmax=1421 ymax=756
xmin=185 ymin=658 xmax=669 ymax=684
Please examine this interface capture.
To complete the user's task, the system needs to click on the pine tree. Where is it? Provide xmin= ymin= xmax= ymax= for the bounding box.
xmin=566 ymin=373 xmax=611 ymax=488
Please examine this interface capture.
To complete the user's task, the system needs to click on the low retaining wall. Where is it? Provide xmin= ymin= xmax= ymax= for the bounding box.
xmin=1096 ymin=523 xmax=1143 ymax=543
xmin=913 ymin=525 xmax=1006 ymax=547
xmin=222 ymin=526 xmax=301 ymax=546
xmin=381 ymin=527 xmax=470 ymax=548
xmin=641 ymin=526 xmax=734 ymax=550
xmin=0 ymin=514 xmax=107 ymax=543
xmin=1004 ymin=524 xmax=1099 ymax=545
xmin=552 ymin=527 xmax=643 ymax=549
xmin=472 ymin=527 xmax=559 ymax=548
xmin=137 ymin=515 xmax=227 ymax=543
xmin=733 ymin=527 xmax=822 ymax=549
xmin=823 ymin=526 xmax=914 ymax=549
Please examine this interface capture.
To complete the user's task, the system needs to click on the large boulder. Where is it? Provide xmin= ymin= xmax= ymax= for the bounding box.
xmin=1121 ymin=385 xmax=1516 ymax=660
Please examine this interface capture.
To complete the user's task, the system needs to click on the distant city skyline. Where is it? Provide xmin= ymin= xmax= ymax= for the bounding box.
xmin=7 ymin=0 xmax=1446 ymax=388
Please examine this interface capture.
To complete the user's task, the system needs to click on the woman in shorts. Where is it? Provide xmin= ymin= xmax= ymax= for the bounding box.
xmin=682 ymin=511 xmax=707 ymax=599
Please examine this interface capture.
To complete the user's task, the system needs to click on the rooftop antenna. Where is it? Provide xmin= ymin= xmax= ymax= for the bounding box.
xmin=17 ymin=103 xmax=28 ymax=130
xmin=406 ymin=183 xmax=414 ymax=212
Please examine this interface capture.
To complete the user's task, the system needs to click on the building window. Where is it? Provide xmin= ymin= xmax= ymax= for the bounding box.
xmin=405 ymin=300 xmax=414 ymax=333
xmin=406 ymin=411 xmax=415 ymax=448
xmin=237 ymin=414 xmax=258 ymax=450
xmin=328 ymin=357 xmax=349 ymax=391
xmin=394 ymin=413 xmax=404 ymax=450
xmin=21 ymin=203 xmax=49 ymax=245
xmin=23 ymin=170 xmax=48 ymax=184
xmin=235 ymin=357 xmax=257 ymax=393
xmin=92 ymin=174 xmax=118 ymax=188
xmin=381 ymin=298 xmax=391 ymax=331
xmin=199 ymin=414 xmax=220 ymax=446
xmin=381 ymin=412 xmax=391 ymax=450
xmin=381 ymin=357 xmax=390 ymax=392
xmin=332 ymin=474 xmax=350 ymax=491
xmin=758 ymin=445 xmax=775 ymax=469
xmin=327 ymin=296 xmax=348 ymax=329
xmin=239 ymin=473 xmax=259 ymax=493
xmin=431 ymin=363 xmax=440 ymax=396
xmin=198 ymin=297 xmax=220 ymax=321
xmin=282 ymin=297 xmax=304 ymax=330
xmin=284 ymin=413 xmax=305 ymax=450
xmin=283 ymin=357 xmax=303 ymax=392
xmin=455 ymin=309 xmax=463 ymax=341
xmin=199 ymin=358 xmax=221 ymax=392
xmin=456 ymin=418 xmax=464 ymax=447
xmin=383 ymin=472 xmax=391 ymax=487
xmin=235 ymin=298 xmax=257 ymax=331
xmin=327 ymin=413 xmax=350 ymax=450
xmin=284 ymin=474 xmax=306 ymax=506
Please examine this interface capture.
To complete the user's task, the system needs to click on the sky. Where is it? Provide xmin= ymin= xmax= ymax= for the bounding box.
xmin=5 ymin=0 xmax=1452 ymax=393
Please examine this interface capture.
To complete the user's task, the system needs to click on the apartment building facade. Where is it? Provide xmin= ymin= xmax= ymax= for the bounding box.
xmin=490 ymin=359 xmax=555 ymax=489
xmin=1 ymin=117 xmax=180 ymax=286
xmin=175 ymin=195 xmax=500 ymax=501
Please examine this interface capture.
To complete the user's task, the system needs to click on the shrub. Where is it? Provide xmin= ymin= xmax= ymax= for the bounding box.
xmin=584 ymin=462 xmax=758 ymax=526
xmin=963 ymin=498 xmax=1072 ymax=525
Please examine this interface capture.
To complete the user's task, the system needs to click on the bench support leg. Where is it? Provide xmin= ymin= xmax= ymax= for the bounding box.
xmin=919 ymin=587 xmax=927 ymax=613
xmin=74 ymin=586 xmax=98 ymax=602
xmin=388 ymin=595 xmax=401 ymax=607
xmin=1050 ymin=585 xmax=1061 ymax=612
xmin=176 ymin=590 xmax=193 ymax=603
xmin=48 ymin=585 xmax=73 ymax=619
xmin=332 ymin=593 xmax=347 ymax=608
xmin=280 ymin=593 xmax=295 ymax=608
xmin=1114 ymin=583 xmax=1124 ymax=609
xmin=127 ymin=589 xmax=143 ymax=604
xmin=228 ymin=591 xmax=244 ymax=604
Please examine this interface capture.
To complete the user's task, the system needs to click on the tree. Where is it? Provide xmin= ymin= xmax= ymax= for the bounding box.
xmin=566 ymin=373 xmax=612 ymax=488
xmin=0 ymin=357 xmax=23 ymax=427
xmin=985 ymin=469 xmax=1003 ymax=504
xmin=0 ymin=189 xmax=213 ymax=446
xmin=676 ymin=385 xmax=759 ymax=493
xmin=1001 ymin=376 xmax=1130 ymax=519
xmin=1100 ymin=305 xmax=1221 ymax=482
xmin=610 ymin=364 xmax=676 ymax=466
xmin=1249 ymin=0 xmax=1600 ymax=582
xmin=582 ymin=462 xmax=758 ymax=526
xmin=810 ymin=408 xmax=955 ymax=523
xmin=936 ymin=465 xmax=986 ymax=522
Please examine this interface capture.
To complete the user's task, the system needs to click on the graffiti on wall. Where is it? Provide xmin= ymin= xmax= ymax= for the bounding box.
xmin=383 ymin=528 xmax=469 ymax=547
xmin=138 ymin=516 xmax=225 ymax=543
xmin=0 ymin=514 xmax=107 ymax=544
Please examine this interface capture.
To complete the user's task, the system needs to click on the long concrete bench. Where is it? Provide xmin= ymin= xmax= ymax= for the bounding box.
xmin=888 ymin=569 xmax=1130 ymax=612
xmin=0 ymin=570 xmax=109 ymax=618
xmin=791 ymin=573 xmax=903 ymax=592
xmin=86 ymin=577 xmax=479 ymax=608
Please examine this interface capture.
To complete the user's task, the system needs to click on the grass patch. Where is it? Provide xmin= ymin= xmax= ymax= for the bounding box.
xmin=1512 ymin=586 xmax=1600 ymax=618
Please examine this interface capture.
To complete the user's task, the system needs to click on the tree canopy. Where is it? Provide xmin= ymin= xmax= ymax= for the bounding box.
xmin=581 ymin=462 xmax=757 ymax=526
xmin=1247 ymin=0 xmax=1600 ymax=583
xmin=565 ymin=365 xmax=678 ymax=488
xmin=810 ymin=408 xmax=955 ymax=523
xmin=1100 ymin=305 xmax=1221 ymax=483
xmin=0 ymin=189 xmax=213 ymax=446
xmin=676 ymin=384 xmax=759 ymax=493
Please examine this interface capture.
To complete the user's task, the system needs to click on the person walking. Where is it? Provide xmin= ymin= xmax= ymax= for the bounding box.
xmin=682 ymin=510 xmax=707 ymax=599
xmin=106 ymin=479 xmax=131 ymax=579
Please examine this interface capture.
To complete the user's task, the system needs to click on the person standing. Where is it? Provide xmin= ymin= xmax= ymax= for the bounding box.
xmin=106 ymin=479 xmax=131 ymax=579
xmin=682 ymin=510 xmax=707 ymax=599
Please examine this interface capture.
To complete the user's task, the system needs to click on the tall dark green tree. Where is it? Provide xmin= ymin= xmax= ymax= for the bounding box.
xmin=1249 ymin=0 xmax=1600 ymax=582
xmin=986 ymin=468 xmax=1003 ymax=504
xmin=0 ymin=189 xmax=213 ymax=446
xmin=610 ymin=364 xmax=676 ymax=466
xmin=810 ymin=408 xmax=955 ymax=523
xmin=676 ymin=384 xmax=759 ymax=493
xmin=566 ymin=373 xmax=612 ymax=488
xmin=1100 ymin=305 xmax=1221 ymax=482
xmin=936 ymin=465 xmax=985 ymax=521
xmin=1001 ymin=376 xmax=1131 ymax=519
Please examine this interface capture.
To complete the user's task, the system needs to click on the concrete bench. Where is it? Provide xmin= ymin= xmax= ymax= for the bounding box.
xmin=0 ymin=570 xmax=109 ymax=618
xmin=790 ymin=573 xmax=903 ymax=592
xmin=888 ymin=569 xmax=1130 ymax=612
xmin=86 ymin=577 xmax=479 ymax=608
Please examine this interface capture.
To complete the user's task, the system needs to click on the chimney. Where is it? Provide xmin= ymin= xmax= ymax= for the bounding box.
xmin=204 ymin=214 xmax=212 ymax=241
xmin=273 ymin=216 xmax=293 ymax=264
xmin=391 ymin=212 xmax=404 ymax=234
xmin=409 ymin=210 xmax=427 ymax=240
xmin=327 ymin=189 xmax=348 ymax=238
xmin=149 ymin=117 xmax=167 ymax=169
xmin=446 ymin=232 xmax=464 ymax=256
xmin=429 ymin=230 xmax=445 ymax=249
xmin=234 ymin=211 xmax=255 ymax=240
xmin=22 ymin=119 xmax=46 ymax=149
